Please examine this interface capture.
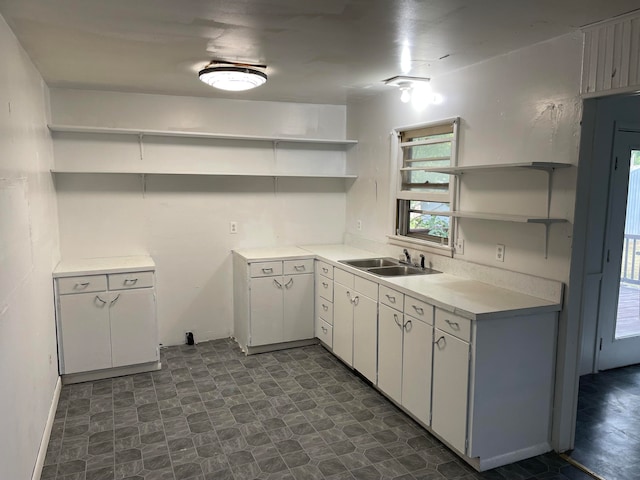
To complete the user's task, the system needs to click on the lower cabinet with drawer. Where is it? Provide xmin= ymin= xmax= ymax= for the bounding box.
xmin=233 ymin=254 xmax=315 ymax=354
xmin=53 ymin=256 xmax=159 ymax=383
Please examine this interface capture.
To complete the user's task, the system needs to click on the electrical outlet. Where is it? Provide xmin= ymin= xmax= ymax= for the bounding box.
xmin=229 ymin=221 xmax=238 ymax=234
xmin=356 ymin=220 xmax=362 ymax=231
xmin=455 ymin=238 xmax=464 ymax=255
xmin=496 ymin=244 xmax=505 ymax=262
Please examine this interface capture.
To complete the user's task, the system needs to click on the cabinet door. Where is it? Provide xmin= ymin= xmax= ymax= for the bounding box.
xmin=58 ymin=292 xmax=112 ymax=374
xmin=432 ymin=330 xmax=470 ymax=454
xmin=353 ymin=294 xmax=378 ymax=383
xmin=333 ymin=282 xmax=354 ymax=366
xmin=110 ymin=289 xmax=158 ymax=368
xmin=377 ymin=304 xmax=403 ymax=403
xmin=402 ymin=317 xmax=433 ymax=426
xmin=250 ymin=276 xmax=284 ymax=346
xmin=283 ymin=274 xmax=314 ymax=342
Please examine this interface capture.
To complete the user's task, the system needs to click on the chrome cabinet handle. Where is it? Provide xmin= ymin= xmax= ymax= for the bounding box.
xmin=95 ymin=295 xmax=107 ymax=306
xmin=412 ymin=305 xmax=424 ymax=315
xmin=322 ymin=267 xmax=329 ymax=273
xmin=110 ymin=294 xmax=121 ymax=306
xmin=393 ymin=313 xmax=402 ymax=327
xmin=273 ymin=279 xmax=283 ymax=289
xmin=285 ymin=278 xmax=294 ymax=289
xmin=434 ymin=336 xmax=446 ymax=347
xmin=351 ymin=296 xmax=359 ymax=306
xmin=322 ymin=282 xmax=329 ymax=288
xmin=75 ymin=282 xmax=90 ymax=289
xmin=385 ymin=294 xmax=396 ymax=304
xmin=294 ymin=265 xmax=305 ymax=271
xmin=404 ymin=319 xmax=412 ymax=331
xmin=322 ymin=304 xmax=329 ymax=311
xmin=124 ymin=278 xmax=138 ymax=285
xmin=445 ymin=319 xmax=460 ymax=330
xmin=321 ymin=326 xmax=328 ymax=333
xmin=262 ymin=268 xmax=273 ymax=274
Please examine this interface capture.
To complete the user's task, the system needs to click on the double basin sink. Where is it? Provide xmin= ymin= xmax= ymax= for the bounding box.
xmin=338 ymin=257 xmax=441 ymax=277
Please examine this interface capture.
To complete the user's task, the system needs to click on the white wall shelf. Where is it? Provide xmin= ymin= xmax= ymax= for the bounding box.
xmin=50 ymin=170 xmax=357 ymax=179
xmin=48 ymin=124 xmax=358 ymax=146
xmin=407 ymin=161 xmax=572 ymax=175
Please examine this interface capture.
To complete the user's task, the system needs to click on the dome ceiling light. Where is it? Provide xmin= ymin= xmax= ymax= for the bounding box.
xmin=384 ymin=75 xmax=442 ymax=106
xmin=199 ymin=61 xmax=267 ymax=91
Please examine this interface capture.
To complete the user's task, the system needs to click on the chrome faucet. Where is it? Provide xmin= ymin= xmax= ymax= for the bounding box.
xmin=402 ymin=249 xmax=411 ymax=264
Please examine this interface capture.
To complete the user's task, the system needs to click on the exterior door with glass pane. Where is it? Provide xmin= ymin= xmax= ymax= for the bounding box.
xmin=598 ymin=127 xmax=640 ymax=370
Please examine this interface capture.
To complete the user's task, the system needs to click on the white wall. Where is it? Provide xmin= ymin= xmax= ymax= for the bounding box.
xmin=50 ymin=90 xmax=349 ymax=345
xmin=346 ymin=32 xmax=582 ymax=282
xmin=345 ymin=32 xmax=584 ymax=451
xmin=0 ymin=14 xmax=60 ymax=480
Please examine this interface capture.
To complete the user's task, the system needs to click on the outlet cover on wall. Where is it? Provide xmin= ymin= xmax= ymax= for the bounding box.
xmin=229 ymin=221 xmax=238 ymax=234
xmin=496 ymin=244 xmax=505 ymax=262
xmin=356 ymin=220 xmax=362 ymax=231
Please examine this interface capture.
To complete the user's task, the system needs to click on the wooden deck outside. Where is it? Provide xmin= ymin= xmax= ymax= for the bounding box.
xmin=616 ymin=283 xmax=640 ymax=338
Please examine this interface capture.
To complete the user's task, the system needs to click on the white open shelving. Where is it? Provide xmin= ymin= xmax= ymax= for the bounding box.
xmin=414 ymin=162 xmax=573 ymax=257
xmin=48 ymin=124 xmax=358 ymax=180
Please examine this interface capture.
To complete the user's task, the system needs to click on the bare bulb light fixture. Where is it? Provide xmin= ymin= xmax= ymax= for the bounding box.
xmin=199 ymin=61 xmax=267 ymax=91
xmin=384 ymin=75 xmax=441 ymax=107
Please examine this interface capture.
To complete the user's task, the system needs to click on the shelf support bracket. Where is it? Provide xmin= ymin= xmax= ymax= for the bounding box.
xmin=544 ymin=222 xmax=550 ymax=259
xmin=138 ymin=133 xmax=144 ymax=161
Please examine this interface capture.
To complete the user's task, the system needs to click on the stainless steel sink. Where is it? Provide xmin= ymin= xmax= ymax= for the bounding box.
xmin=368 ymin=265 xmax=440 ymax=276
xmin=339 ymin=258 xmax=398 ymax=268
xmin=339 ymin=258 xmax=441 ymax=277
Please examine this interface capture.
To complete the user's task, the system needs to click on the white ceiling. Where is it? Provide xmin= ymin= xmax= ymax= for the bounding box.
xmin=1 ymin=0 xmax=638 ymax=104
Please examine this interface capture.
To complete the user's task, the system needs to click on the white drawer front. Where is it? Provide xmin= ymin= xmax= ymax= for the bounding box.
xmin=404 ymin=295 xmax=433 ymax=325
xmin=315 ymin=271 xmax=334 ymax=301
xmin=435 ymin=308 xmax=472 ymax=342
xmin=108 ymin=271 xmax=154 ymax=290
xmin=315 ymin=292 xmax=334 ymax=326
xmin=316 ymin=319 xmax=333 ymax=348
xmin=334 ymin=268 xmax=354 ymax=288
xmin=250 ymin=261 xmax=283 ymax=278
xmin=379 ymin=285 xmax=403 ymax=311
xmin=317 ymin=261 xmax=334 ymax=279
xmin=284 ymin=258 xmax=314 ymax=275
xmin=354 ymin=276 xmax=378 ymax=300
xmin=57 ymin=275 xmax=107 ymax=295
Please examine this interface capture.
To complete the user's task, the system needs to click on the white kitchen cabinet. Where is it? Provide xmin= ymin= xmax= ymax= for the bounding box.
xmin=378 ymin=293 xmax=434 ymax=426
xmin=233 ymin=250 xmax=315 ymax=354
xmin=53 ymin=256 xmax=159 ymax=383
xmin=377 ymin=304 xmax=404 ymax=402
xmin=432 ymin=329 xmax=470 ymax=454
xmin=315 ymin=261 xmax=334 ymax=348
xmin=402 ymin=308 xmax=433 ymax=426
xmin=333 ymin=268 xmax=378 ymax=381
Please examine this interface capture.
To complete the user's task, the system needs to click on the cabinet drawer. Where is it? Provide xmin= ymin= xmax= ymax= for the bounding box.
xmin=315 ymin=271 xmax=334 ymax=301
xmin=315 ymin=292 xmax=334 ymax=325
xmin=334 ymin=268 xmax=354 ymax=288
xmin=355 ymin=276 xmax=378 ymax=300
xmin=435 ymin=308 xmax=472 ymax=342
xmin=57 ymin=275 xmax=107 ymax=295
xmin=250 ymin=261 xmax=283 ymax=278
xmin=317 ymin=261 xmax=334 ymax=279
xmin=316 ymin=319 xmax=333 ymax=348
xmin=380 ymin=285 xmax=403 ymax=311
xmin=108 ymin=271 xmax=154 ymax=290
xmin=404 ymin=295 xmax=433 ymax=325
xmin=284 ymin=258 xmax=314 ymax=275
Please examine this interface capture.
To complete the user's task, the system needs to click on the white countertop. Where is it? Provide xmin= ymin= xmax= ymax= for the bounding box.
xmin=235 ymin=244 xmax=561 ymax=321
xmin=53 ymin=255 xmax=155 ymax=277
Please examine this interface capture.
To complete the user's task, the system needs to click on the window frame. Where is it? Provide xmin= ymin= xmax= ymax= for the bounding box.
xmin=388 ymin=117 xmax=460 ymax=255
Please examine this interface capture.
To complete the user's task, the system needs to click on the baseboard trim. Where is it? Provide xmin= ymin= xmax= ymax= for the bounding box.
xmin=477 ymin=442 xmax=552 ymax=471
xmin=32 ymin=376 xmax=62 ymax=480
xmin=62 ymin=361 xmax=161 ymax=385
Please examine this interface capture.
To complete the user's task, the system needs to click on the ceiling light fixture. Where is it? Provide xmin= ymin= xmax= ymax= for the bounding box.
xmin=199 ymin=61 xmax=267 ymax=91
xmin=384 ymin=75 xmax=442 ymax=108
